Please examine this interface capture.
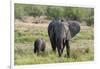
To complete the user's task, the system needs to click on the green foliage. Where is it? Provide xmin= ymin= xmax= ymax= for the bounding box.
xmin=15 ymin=4 xmax=47 ymax=18
xmin=86 ymin=16 xmax=94 ymax=26
xmin=15 ymin=4 xmax=27 ymax=19
xmin=14 ymin=3 xmax=94 ymax=26
xmin=46 ymin=7 xmax=64 ymax=19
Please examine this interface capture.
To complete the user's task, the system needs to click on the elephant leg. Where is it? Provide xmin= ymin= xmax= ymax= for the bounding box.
xmin=41 ymin=43 xmax=45 ymax=52
xmin=34 ymin=47 xmax=37 ymax=53
xmin=57 ymin=46 xmax=61 ymax=57
xmin=66 ymin=40 xmax=70 ymax=58
xmin=61 ymin=43 xmax=65 ymax=55
xmin=37 ymin=46 xmax=41 ymax=56
xmin=37 ymin=49 xmax=39 ymax=56
xmin=34 ymin=44 xmax=37 ymax=53
xmin=50 ymin=38 xmax=56 ymax=52
xmin=57 ymin=46 xmax=62 ymax=57
xmin=41 ymin=47 xmax=45 ymax=52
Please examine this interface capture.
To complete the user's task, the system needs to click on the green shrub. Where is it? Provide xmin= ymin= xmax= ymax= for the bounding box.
xmin=86 ymin=16 xmax=94 ymax=26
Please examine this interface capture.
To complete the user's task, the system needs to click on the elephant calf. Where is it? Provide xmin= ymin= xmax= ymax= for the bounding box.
xmin=34 ymin=38 xmax=46 ymax=55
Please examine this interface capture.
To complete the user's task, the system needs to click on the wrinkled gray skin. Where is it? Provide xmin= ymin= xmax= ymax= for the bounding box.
xmin=48 ymin=19 xmax=80 ymax=57
xmin=34 ymin=38 xmax=45 ymax=55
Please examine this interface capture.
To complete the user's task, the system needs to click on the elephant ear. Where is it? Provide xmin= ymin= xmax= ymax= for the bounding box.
xmin=63 ymin=23 xmax=72 ymax=40
xmin=68 ymin=21 xmax=80 ymax=38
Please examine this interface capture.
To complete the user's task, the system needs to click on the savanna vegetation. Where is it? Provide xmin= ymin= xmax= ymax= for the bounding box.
xmin=15 ymin=3 xmax=94 ymax=26
xmin=14 ymin=3 xmax=94 ymax=65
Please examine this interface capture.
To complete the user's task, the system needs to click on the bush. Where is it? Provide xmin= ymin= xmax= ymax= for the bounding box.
xmin=86 ymin=16 xmax=94 ymax=26
xmin=15 ymin=3 xmax=94 ymax=24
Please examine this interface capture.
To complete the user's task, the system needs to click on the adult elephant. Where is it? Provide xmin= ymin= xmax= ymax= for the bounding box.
xmin=48 ymin=19 xmax=80 ymax=57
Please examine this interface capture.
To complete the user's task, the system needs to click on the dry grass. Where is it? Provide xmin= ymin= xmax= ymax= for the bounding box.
xmin=14 ymin=21 xmax=94 ymax=65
